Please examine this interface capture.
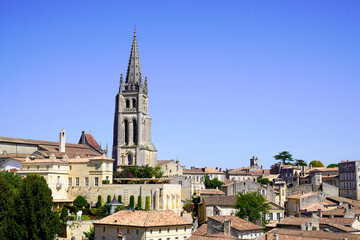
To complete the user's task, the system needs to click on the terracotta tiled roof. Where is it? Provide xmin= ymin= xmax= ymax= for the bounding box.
xmin=300 ymin=203 xmax=326 ymax=212
xmin=209 ymin=216 xmax=264 ymax=231
xmin=188 ymin=233 xmax=236 ymax=240
xmin=199 ymin=189 xmax=225 ymax=195
xmin=22 ymin=156 xmax=113 ymax=164
xmin=287 ymin=192 xmax=318 ymax=200
xmin=322 ymin=223 xmax=359 ymax=232
xmin=322 ymin=207 xmax=360 ymax=216
xmin=157 ymin=160 xmax=173 ymax=165
xmin=84 ymin=133 xmax=100 ymax=150
xmin=202 ymin=196 xmax=237 ymax=206
xmin=183 ymin=168 xmax=224 ymax=174
xmin=94 ymin=210 xmax=192 ymax=227
xmin=258 ymin=228 xmax=360 ymax=240
xmin=277 ymin=217 xmax=313 ymax=226
xmin=192 ymin=224 xmax=208 ymax=236
xmin=318 ymin=217 xmax=356 ymax=225
xmin=308 ymin=167 xmax=338 ymax=173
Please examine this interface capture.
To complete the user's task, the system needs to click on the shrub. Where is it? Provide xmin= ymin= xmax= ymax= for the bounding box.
xmin=65 ymin=204 xmax=76 ymax=213
xmin=257 ymin=178 xmax=270 ymax=185
xmin=118 ymin=195 xmax=122 ymax=203
xmin=102 ymin=180 xmax=110 ymax=184
xmin=136 ymin=196 xmax=142 ymax=210
xmin=145 ymin=196 xmax=150 ymax=211
xmin=115 ymin=205 xmax=126 ymax=212
xmin=60 ymin=207 xmax=68 ymax=221
xmin=129 ymin=195 xmax=135 ymax=209
xmin=96 ymin=195 xmax=102 ymax=208
xmin=73 ymin=195 xmax=88 ymax=208
xmin=107 ymin=195 xmax=111 ymax=203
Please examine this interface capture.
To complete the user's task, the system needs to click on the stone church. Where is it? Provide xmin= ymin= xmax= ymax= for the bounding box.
xmin=112 ymin=30 xmax=157 ymax=171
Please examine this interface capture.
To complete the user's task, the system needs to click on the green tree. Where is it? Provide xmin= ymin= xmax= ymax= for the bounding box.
xmin=136 ymin=196 xmax=142 ymax=210
xmin=96 ymin=195 xmax=102 ymax=208
xmin=0 ymin=175 xmax=24 ymax=239
xmin=129 ymin=195 xmax=135 ymax=209
xmin=294 ymin=159 xmax=307 ymax=166
xmin=153 ymin=165 xmax=163 ymax=178
xmin=107 ymin=195 xmax=111 ymax=203
xmin=60 ymin=207 xmax=68 ymax=222
xmin=73 ymin=195 xmax=88 ymax=208
xmin=117 ymin=165 xmax=163 ymax=179
xmin=118 ymin=195 xmax=122 ymax=203
xmin=327 ymin=163 xmax=338 ymax=168
xmin=235 ymin=192 xmax=270 ymax=224
xmin=257 ymin=178 xmax=270 ymax=184
xmin=145 ymin=196 xmax=150 ymax=211
xmin=16 ymin=174 xmax=60 ymax=240
xmin=0 ymin=171 xmax=22 ymax=191
xmin=83 ymin=226 xmax=95 ymax=240
xmin=203 ymin=174 xmax=224 ymax=189
xmin=274 ymin=151 xmax=294 ymax=165
xmin=309 ymin=160 xmax=324 ymax=167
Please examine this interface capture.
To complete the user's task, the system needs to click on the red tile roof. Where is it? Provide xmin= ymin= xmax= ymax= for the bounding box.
xmin=202 ymin=196 xmax=237 ymax=206
xmin=209 ymin=216 xmax=264 ymax=231
xmin=85 ymin=133 xmax=100 ymax=150
xmin=199 ymin=189 xmax=225 ymax=195
xmin=258 ymin=228 xmax=360 ymax=240
xmin=94 ymin=210 xmax=192 ymax=227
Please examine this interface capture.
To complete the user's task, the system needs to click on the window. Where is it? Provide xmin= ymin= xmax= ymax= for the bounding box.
xmin=132 ymin=98 xmax=136 ymax=108
xmin=68 ymin=178 xmax=72 ymax=186
xmin=76 ymin=177 xmax=79 ymax=186
xmin=126 ymin=99 xmax=130 ymax=108
xmin=57 ymin=176 xmax=60 ymax=184
xmin=95 ymin=177 xmax=99 ymax=186
xmin=103 ymin=227 xmax=105 ymax=232
xmin=47 ymin=165 xmax=49 ymax=170
xmin=127 ymin=229 xmax=129 ymax=234
xmin=150 ymin=229 xmax=153 ymax=234
xmin=184 ymin=227 xmax=187 ymax=231
xmin=95 ymin=164 xmax=99 ymax=170
xmin=167 ymin=228 xmax=170 ymax=233
xmin=176 ymin=166 xmax=179 ymax=171
xmin=58 ymin=164 xmax=60 ymax=169
xmin=106 ymin=176 xmax=109 ymax=180
xmin=176 ymin=227 xmax=178 ymax=232
xmin=106 ymin=163 xmax=109 ymax=171
xmin=159 ymin=229 xmax=161 ymax=233
xmin=37 ymin=165 xmax=39 ymax=170
xmin=85 ymin=177 xmax=89 ymax=187
xmin=136 ymin=229 xmax=139 ymax=235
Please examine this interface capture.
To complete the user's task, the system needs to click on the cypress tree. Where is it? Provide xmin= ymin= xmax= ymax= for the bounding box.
xmin=118 ymin=195 xmax=122 ymax=203
xmin=129 ymin=195 xmax=135 ymax=209
xmin=96 ymin=195 xmax=102 ymax=208
xmin=137 ymin=195 xmax=142 ymax=210
xmin=145 ymin=196 xmax=150 ymax=211
xmin=107 ymin=195 xmax=111 ymax=203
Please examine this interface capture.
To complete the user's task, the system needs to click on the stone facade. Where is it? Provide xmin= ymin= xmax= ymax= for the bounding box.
xmin=169 ymin=175 xmax=192 ymax=201
xmin=339 ymin=160 xmax=360 ymax=200
xmin=158 ymin=159 xmax=183 ymax=177
xmin=112 ymin=30 xmax=157 ymax=170
xmin=222 ymin=180 xmax=277 ymax=204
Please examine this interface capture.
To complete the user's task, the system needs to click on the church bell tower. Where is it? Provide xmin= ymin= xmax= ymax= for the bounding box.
xmin=112 ymin=30 xmax=157 ymax=171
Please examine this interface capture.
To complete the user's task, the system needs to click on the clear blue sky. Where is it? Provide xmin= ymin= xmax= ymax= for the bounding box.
xmin=1 ymin=1 xmax=359 ymax=169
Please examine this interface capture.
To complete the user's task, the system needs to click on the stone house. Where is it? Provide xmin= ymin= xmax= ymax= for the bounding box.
xmin=222 ymin=180 xmax=277 ymax=204
xmin=183 ymin=167 xmax=226 ymax=195
xmin=276 ymin=217 xmax=320 ymax=231
xmin=286 ymin=191 xmax=326 ymax=217
xmin=17 ymin=155 xmax=114 ymax=209
xmin=339 ymin=160 xmax=360 ymax=200
xmin=197 ymin=195 xmax=237 ymax=224
xmin=170 ymin=175 xmax=193 ymax=201
xmin=206 ymin=216 xmax=264 ymax=239
xmin=157 ymin=159 xmax=183 ymax=177
xmin=265 ymin=202 xmax=285 ymax=225
xmin=93 ymin=210 xmax=192 ymax=240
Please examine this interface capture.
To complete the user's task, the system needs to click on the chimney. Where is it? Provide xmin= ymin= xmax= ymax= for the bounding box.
xmin=274 ymin=233 xmax=279 ymax=240
xmin=59 ymin=128 xmax=66 ymax=152
xmin=224 ymin=219 xmax=231 ymax=235
xmin=318 ymin=209 xmax=322 ymax=217
xmin=255 ymin=218 xmax=262 ymax=226
xmin=244 ymin=216 xmax=249 ymax=222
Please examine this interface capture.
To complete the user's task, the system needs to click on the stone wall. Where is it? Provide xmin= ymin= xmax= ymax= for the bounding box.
xmin=69 ymin=183 xmax=182 ymax=212
xmin=65 ymin=220 xmax=95 ymax=240
xmin=170 ymin=176 xmax=192 ymax=200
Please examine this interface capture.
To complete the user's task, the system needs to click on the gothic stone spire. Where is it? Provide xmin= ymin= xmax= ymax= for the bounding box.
xmin=125 ymin=29 xmax=143 ymax=90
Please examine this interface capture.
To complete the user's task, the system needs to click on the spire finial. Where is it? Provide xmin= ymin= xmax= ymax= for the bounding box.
xmin=134 ymin=25 xmax=136 ymax=36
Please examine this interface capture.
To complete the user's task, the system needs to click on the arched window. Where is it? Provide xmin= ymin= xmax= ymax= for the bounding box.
xmin=124 ymin=119 xmax=129 ymax=145
xmin=125 ymin=99 xmax=130 ymax=108
xmin=133 ymin=119 xmax=137 ymax=144
xmin=132 ymin=98 xmax=137 ymax=108
xmin=128 ymin=154 xmax=133 ymax=165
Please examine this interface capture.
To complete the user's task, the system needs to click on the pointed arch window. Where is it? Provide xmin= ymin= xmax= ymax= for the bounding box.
xmin=132 ymin=98 xmax=137 ymax=108
xmin=124 ymin=119 xmax=129 ymax=145
xmin=126 ymin=99 xmax=130 ymax=108
xmin=128 ymin=153 xmax=133 ymax=165
xmin=133 ymin=119 xmax=137 ymax=145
